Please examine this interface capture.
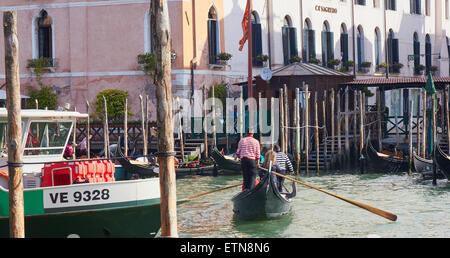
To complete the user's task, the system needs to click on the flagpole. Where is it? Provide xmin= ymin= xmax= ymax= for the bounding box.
xmin=248 ymin=0 xmax=253 ymax=133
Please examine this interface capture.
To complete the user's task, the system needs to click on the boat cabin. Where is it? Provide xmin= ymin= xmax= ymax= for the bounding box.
xmin=0 ymin=108 xmax=88 ymax=189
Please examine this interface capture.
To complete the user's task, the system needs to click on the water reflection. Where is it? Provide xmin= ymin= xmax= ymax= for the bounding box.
xmin=176 ymin=173 xmax=450 ymax=238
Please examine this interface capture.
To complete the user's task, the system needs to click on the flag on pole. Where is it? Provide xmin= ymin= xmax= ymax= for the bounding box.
xmin=238 ymin=0 xmax=251 ymax=51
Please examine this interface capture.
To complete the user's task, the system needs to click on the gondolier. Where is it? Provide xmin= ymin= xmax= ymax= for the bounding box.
xmin=236 ymin=129 xmax=260 ymax=190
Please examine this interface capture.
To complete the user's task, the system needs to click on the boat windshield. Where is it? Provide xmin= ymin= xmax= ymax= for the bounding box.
xmin=24 ymin=121 xmax=72 ymax=156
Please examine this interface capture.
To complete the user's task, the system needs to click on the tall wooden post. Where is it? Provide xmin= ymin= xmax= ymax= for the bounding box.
xmin=139 ymin=95 xmax=147 ymax=158
xmin=259 ymin=92 xmax=263 ymax=142
xmin=353 ymin=90 xmax=358 ymax=162
xmin=145 ymin=95 xmax=150 ymax=157
xmin=271 ymin=97 xmax=275 ymax=151
xmin=359 ymin=90 xmax=365 ymax=174
xmin=416 ymin=90 xmax=421 ymax=157
xmin=124 ymin=97 xmax=128 ymax=157
xmin=280 ymin=87 xmax=285 ymax=152
xmin=304 ymin=84 xmax=309 ymax=176
xmin=408 ymin=99 xmax=413 ymax=175
xmin=314 ymin=92 xmax=320 ymax=175
xmin=203 ymin=85 xmax=208 ymax=158
xmin=4 ymin=11 xmax=25 ymax=238
xmin=72 ymin=107 xmax=77 ymax=160
xmin=330 ymin=88 xmax=335 ymax=169
xmin=240 ymin=89 xmax=244 ymax=140
xmin=177 ymin=97 xmax=184 ymax=162
xmin=212 ymin=87 xmax=217 ymax=147
xmin=296 ymin=88 xmax=301 ymax=175
xmin=422 ymin=92 xmax=427 ymax=157
xmin=103 ymin=96 xmax=110 ymax=159
xmin=322 ymin=94 xmax=328 ymax=171
xmin=432 ymin=93 xmax=437 ymax=186
xmin=151 ymin=0 xmax=178 ymax=237
xmin=446 ymin=86 xmax=450 ymax=155
xmin=283 ymin=84 xmax=289 ymax=154
xmin=376 ymin=89 xmax=383 ymax=152
xmin=344 ymin=87 xmax=350 ymax=166
xmin=336 ymin=89 xmax=342 ymax=167
xmin=86 ymin=100 xmax=91 ymax=159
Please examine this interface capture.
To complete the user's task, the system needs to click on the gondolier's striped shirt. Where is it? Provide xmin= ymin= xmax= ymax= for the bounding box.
xmin=275 ymin=151 xmax=294 ymax=172
xmin=236 ymin=136 xmax=260 ymax=160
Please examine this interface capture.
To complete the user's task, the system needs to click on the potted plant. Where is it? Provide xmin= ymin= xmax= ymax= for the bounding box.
xmin=377 ymin=62 xmax=388 ymax=73
xmin=256 ymin=54 xmax=269 ymax=62
xmin=430 ymin=65 xmax=438 ymax=75
xmin=359 ymin=61 xmax=371 ymax=73
xmin=328 ymin=59 xmax=340 ymax=68
xmin=308 ymin=57 xmax=320 ymax=64
xmin=415 ymin=64 xmax=425 ymax=75
xmin=345 ymin=60 xmax=354 ymax=67
xmin=290 ymin=55 xmax=302 ymax=63
xmin=216 ymin=52 xmax=232 ymax=65
xmin=392 ymin=62 xmax=403 ymax=73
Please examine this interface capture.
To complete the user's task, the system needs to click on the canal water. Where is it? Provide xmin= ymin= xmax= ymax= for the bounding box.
xmin=176 ymin=170 xmax=450 ymax=238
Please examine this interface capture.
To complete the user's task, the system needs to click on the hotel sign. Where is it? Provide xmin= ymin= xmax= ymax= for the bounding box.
xmin=315 ymin=5 xmax=337 ymax=14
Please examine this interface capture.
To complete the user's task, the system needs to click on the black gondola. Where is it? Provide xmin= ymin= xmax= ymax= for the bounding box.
xmin=210 ymin=148 xmax=242 ymax=174
xmin=115 ymin=138 xmax=159 ymax=178
xmin=411 ymin=150 xmax=447 ymax=179
xmin=365 ymin=140 xmax=409 ymax=173
xmin=231 ymin=170 xmax=296 ymax=220
xmin=434 ymin=143 xmax=450 ymax=179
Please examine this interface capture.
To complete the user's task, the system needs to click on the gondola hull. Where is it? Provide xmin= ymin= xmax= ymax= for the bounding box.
xmin=210 ymin=148 xmax=242 ymax=175
xmin=115 ymin=139 xmax=159 ymax=178
xmin=364 ymin=141 xmax=409 ymax=173
xmin=434 ymin=144 xmax=450 ymax=179
xmin=232 ymin=173 xmax=296 ymax=220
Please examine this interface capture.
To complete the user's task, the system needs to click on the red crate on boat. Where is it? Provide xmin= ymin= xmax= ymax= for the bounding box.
xmin=41 ymin=161 xmax=86 ymax=187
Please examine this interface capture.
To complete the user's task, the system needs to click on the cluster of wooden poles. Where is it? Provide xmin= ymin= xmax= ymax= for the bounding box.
xmin=269 ymin=83 xmax=381 ymax=176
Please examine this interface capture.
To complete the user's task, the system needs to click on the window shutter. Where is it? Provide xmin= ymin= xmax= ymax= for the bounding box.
xmin=308 ymin=30 xmax=316 ymax=58
xmin=327 ymin=31 xmax=334 ymax=65
xmin=252 ymin=23 xmax=263 ymax=66
xmin=289 ymin=27 xmax=298 ymax=60
xmin=322 ymin=31 xmax=327 ymax=66
xmin=208 ymin=20 xmax=218 ymax=64
xmin=303 ymin=29 xmax=308 ymax=61
xmin=425 ymin=41 xmax=432 ymax=73
xmin=282 ymin=26 xmax=289 ymax=65
xmin=341 ymin=33 xmax=349 ymax=65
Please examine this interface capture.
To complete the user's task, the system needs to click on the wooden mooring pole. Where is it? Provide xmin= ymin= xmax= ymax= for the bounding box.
xmin=151 ymin=0 xmax=178 ymax=237
xmin=280 ymin=87 xmax=285 ymax=153
xmin=408 ymin=99 xmax=413 ymax=175
xmin=102 ymin=96 xmax=110 ymax=159
xmin=304 ymin=84 xmax=309 ymax=176
xmin=124 ymin=97 xmax=128 ymax=157
xmin=422 ymin=91 xmax=427 ymax=157
xmin=86 ymin=100 xmax=91 ymax=159
xmin=4 ymin=10 xmax=25 ymax=238
xmin=330 ymin=88 xmax=335 ymax=169
xmin=446 ymin=85 xmax=450 ymax=155
xmin=359 ymin=90 xmax=365 ymax=174
xmin=203 ymin=85 xmax=208 ymax=158
xmin=314 ymin=92 xmax=320 ymax=175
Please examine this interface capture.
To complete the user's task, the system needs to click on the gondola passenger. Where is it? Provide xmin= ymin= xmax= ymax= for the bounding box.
xmin=262 ymin=150 xmax=284 ymax=192
xmin=273 ymin=145 xmax=294 ymax=190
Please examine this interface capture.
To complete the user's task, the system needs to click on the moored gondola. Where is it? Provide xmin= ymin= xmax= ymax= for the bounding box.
xmin=115 ymin=138 xmax=159 ymax=178
xmin=231 ymin=170 xmax=296 ymax=220
xmin=365 ymin=140 xmax=409 ymax=173
xmin=411 ymin=150 xmax=447 ymax=179
xmin=434 ymin=143 xmax=450 ymax=179
xmin=210 ymin=147 xmax=242 ymax=174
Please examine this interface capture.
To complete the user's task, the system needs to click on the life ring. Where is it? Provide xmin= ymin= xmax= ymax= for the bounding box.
xmin=0 ymin=170 xmax=8 ymax=179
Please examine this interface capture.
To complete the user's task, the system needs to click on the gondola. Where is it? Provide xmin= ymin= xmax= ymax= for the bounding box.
xmin=116 ymin=137 xmax=217 ymax=178
xmin=434 ymin=143 xmax=450 ymax=179
xmin=411 ymin=150 xmax=447 ymax=179
xmin=210 ymin=147 xmax=242 ymax=174
xmin=364 ymin=140 xmax=409 ymax=173
xmin=115 ymin=138 xmax=159 ymax=178
xmin=231 ymin=169 xmax=296 ymax=220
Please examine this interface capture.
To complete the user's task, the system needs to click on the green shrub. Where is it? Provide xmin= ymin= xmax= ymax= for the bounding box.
xmin=94 ymin=89 xmax=133 ymax=122
xmin=26 ymin=85 xmax=58 ymax=110
xmin=208 ymin=82 xmax=228 ymax=108
xmin=138 ymin=53 xmax=156 ymax=75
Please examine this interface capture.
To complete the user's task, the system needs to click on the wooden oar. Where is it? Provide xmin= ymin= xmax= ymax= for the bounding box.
xmin=186 ymin=183 xmax=242 ymax=200
xmin=260 ymin=167 xmax=397 ymax=221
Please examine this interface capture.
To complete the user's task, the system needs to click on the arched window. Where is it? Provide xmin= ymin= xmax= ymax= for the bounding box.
xmin=340 ymin=23 xmax=349 ymax=70
xmin=357 ymin=26 xmax=365 ymax=71
xmin=321 ymin=21 xmax=334 ymax=67
xmin=413 ymin=32 xmax=421 ymax=75
xmin=251 ymin=11 xmax=263 ymax=66
xmin=282 ymin=15 xmax=298 ymax=65
xmin=425 ymin=34 xmax=432 ymax=73
xmin=374 ymin=28 xmax=381 ymax=69
xmin=37 ymin=10 xmax=53 ymax=60
xmin=208 ymin=7 xmax=220 ymax=64
xmin=302 ymin=18 xmax=315 ymax=62
xmin=387 ymin=29 xmax=399 ymax=73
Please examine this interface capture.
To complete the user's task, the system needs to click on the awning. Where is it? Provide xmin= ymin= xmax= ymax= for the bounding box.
xmin=340 ymin=76 xmax=450 ymax=90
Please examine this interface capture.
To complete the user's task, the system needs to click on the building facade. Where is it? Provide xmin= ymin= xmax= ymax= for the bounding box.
xmin=0 ymin=0 xmax=449 ymax=120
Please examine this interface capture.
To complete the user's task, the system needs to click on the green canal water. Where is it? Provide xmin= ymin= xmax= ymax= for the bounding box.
xmin=176 ymin=171 xmax=450 ymax=238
